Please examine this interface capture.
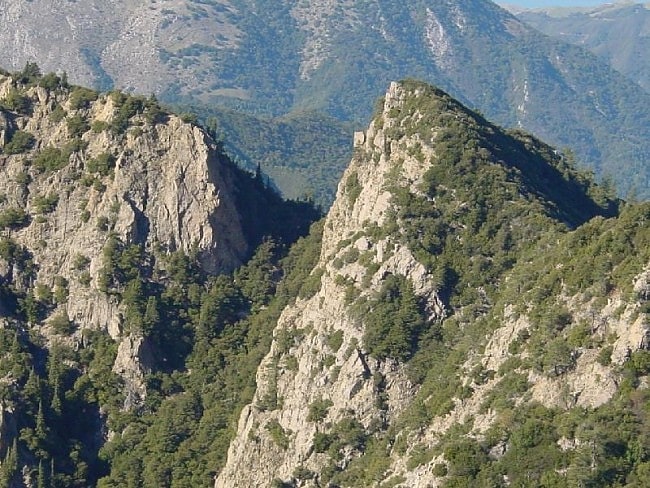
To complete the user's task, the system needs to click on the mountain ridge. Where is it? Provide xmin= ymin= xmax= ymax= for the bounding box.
xmin=0 ymin=0 xmax=648 ymax=200
xmin=214 ymin=80 xmax=648 ymax=487
xmin=0 ymin=69 xmax=648 ymax=487
xmin=516 ymin=1 xmax=650 ymax=92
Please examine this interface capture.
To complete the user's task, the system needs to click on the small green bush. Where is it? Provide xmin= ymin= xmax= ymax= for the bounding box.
xmin=4 ymin=130 xmax=35 ymax=154
xmin=86 ymin=153 xmax=115 ymax=176
xmin=50 ymin=313 xmax=75 ymax=335
xmin=49 ymin=104 xmax=66 ymax=122
xmin=32 ymin=146 xmax=69 ymax=172
xmin=1 ymin=88 xmax=31 ymax=114
xmin=265 ymin=420 xmax=290 ymax=450
xmin=14 ymin=171 xmax=31 ymax=189
xmin=0 ymin=207 xmax=29 ymax=229
xmin=327 ymin=330 xmax=344 ymax=352
xmin=66 ymin=114 xmax=90 ymax=137
xmin=91 ymin=120 xmax=109 ymax=133
xmin=68 ymin=87 xmax=98 ymax=110
xmin=597 ymin=345 xmax=613 ymax=366
xmin=32 ymin=193 xmax=59 ymax=214
xmin=307 ymin=398 xmax=333 ymax=422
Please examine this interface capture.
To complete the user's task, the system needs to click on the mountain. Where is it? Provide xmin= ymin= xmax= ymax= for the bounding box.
xmin=215 ymin=81 xmax=649 ymax=487
xmin=0 ymin=0 xmax=648 ymax=201
xmin=516 ymin=2 xmax=650 ymax=92
xmin=0 ymin=69 xmax=318 ymax=486
xmin=0 ymin=70 xmax=649 ymax=487
xmin=196 ymin=107 xmax=355 ymax=205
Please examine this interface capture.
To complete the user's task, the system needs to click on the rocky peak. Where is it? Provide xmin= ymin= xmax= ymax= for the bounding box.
xmin=214 ymin=81 xmax=648 ymax=487
xmin=0 ymin=72 xmax=250 ymax=410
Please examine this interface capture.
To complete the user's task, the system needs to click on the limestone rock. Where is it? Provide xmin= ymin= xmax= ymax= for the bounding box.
xmin=0 ymin=73 xmax=249 ymax=408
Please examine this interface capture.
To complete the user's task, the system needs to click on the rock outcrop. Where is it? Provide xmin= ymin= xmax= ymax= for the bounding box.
xmin=215 ymin=81 xmax=650 ymax=487
xmin=0 ymin=73 xmax=249 ymax=411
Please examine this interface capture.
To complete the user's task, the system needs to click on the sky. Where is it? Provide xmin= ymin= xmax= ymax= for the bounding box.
xmin=499 ymin=0 xmax=623 ymax=7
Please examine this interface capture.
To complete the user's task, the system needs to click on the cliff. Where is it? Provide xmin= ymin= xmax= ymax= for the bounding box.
xmin=215 ymin=81 xmax=649 ymax=487
xmin=0 ymin=70 xmax=312 ymax=488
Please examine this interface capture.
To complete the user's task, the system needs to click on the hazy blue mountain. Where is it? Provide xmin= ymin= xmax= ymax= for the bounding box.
xmin=1 ymin=0 xmax=648 ymax=200
xmin=516 ymin=2 xmax=649 ymax=92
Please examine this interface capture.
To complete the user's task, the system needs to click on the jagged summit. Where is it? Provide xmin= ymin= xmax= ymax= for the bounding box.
xmin=0 ymin=73 xmax=647 ymax=487
xmin=0 ymin=0 xmax=648 ymax=200
xmin=215 ymin=81 xmax=647 ymax=487
xmin=0 ymin=69 xmax=319 ymax=485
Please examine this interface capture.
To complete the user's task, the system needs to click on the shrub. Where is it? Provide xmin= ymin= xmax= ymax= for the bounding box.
xmin=16 ymin=62 xmax=41 ymax=84
xmin=597 ymin=345 xmax=613 ymax=366
xmin=0 ymin=237 xmax=19 ymax=261
xmin=4 ymin=130 xmax=35 ymax=154
xmin=180 ymin=112 xmax=197 ymax=124
xmin=307 ymin=398 xmax=333 ymax=422
xmin=345 ymin=172 xmax=362 ymax=205
xmin=66 ymin=114 xmax=90 ymax=137
xmin=14 ymin=171 xmax=31 ymax=190
xmin=327 ymin=330 xmax=344 ymax=352
xmin=32 ymin=146 xmax=69 ymax=172
xmin=110 ymin=94 xmax=145 ymax=134
xmin=50 ymin=104 xmax=66 ymax=123
xmin=68 ymin=87 xmax=98 ymax=109
xmin=50 ymin=313 xmax=75 ymax=335
xmin=32 ymin=193 xmax=59 ymax=214
xmin=361 ymin=274 xmax=426 ymax=361
xmin=91 ymin=120 xmax=109 ymax=133
xmin=73 ymin=253 xmax=91 ymax=270
xmin=96 ymin=216 xmax=110 ymax=231
xmin=86 ymin=152 xmax=115 ymax=176
xmin=53 ymin=276 xmax=69 ymax=303
xmin=38 ymin=72 xmax=63 ymax=90
xmin=265 ymin=420 xmax=290 ymax=450
xmin=1 ymin=88 xmax=31 ymax=114
xmin=0 ymin=207 xmax=29 ymax=229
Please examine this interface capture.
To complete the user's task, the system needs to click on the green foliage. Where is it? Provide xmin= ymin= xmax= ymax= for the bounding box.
xmin=345 ymin=171 xmax=362 ymax=205
xmin=38 ymin=72 xmax=65 ymax=91
xmin=312 ymin=417 xmax=367 ymax=460
xmin=49 ymin=104 xmax=66 ymax=123
xmin=66 ymin=114 xmax=90 ymax=137
xmin=266 ymin=420 xmax=291 ymax=450
xmin=298 ymin=267 xmax=323 ymax=300
xmin=91 ymin=120 xmax=109 ymax=133
xmin=1 ymin=88 xmax=31 ymax=114
xmin=0 ymin=207 xmax=29 ymax=229
xmin=597 ymin=345 xmax=614 ymax=366
xmin=32 ymin=146 xmax=70 ymax=172
xmin=68 ymin=87 xmax=98 ymax=110
xmin=326 ymin=330 xmax=344 ymax=353
xmin=86 ymin=152 xmax=116 ymax=176
xmin=195 ymin=107 xmax=353 ymax=206
xmin=49 ymin=313 xmax=75 ymax=335
xmin=4 ymin=130 xmax=35 ymax=154
xmin=32 ymin=193 xmax=59 ymax=214
xmin=15 ymin=62 xmax=41 ymax=85
xmin=307 ymin=398 xmax=333 ymax=422
xmin=358 ymin=274 xmax=427 ymax=362
xmin=109 ymin=93 xmax=146 ymax=134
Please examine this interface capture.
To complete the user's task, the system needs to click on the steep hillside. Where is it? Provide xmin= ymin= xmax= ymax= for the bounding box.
xmin=0 ymin=71 xmax=318 ymax=486
xmin=215 ymin=81 xmax=649 ymax=487
xmin=1 ymin=0 xmax=648 ymax=200
xmin=517 ymin=2 xmax=650 ymax=92
xmin=197 ymin=107 xmax=355 ymax=206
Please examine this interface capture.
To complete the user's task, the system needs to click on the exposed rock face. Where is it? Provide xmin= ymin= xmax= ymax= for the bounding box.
xmin=215 ymin=81 xmax=650 ymax=487
xmin=216 ymin=81 xmax=448 ymax=487
xmin=0 ymin=74 xmax=249 ymax=405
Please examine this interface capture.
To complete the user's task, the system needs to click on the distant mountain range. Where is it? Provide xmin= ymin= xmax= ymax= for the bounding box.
xmin=515 ymin=2 xmax=649 ymax=92
xmin=1 ymin=0 xmax=648 ymax=201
